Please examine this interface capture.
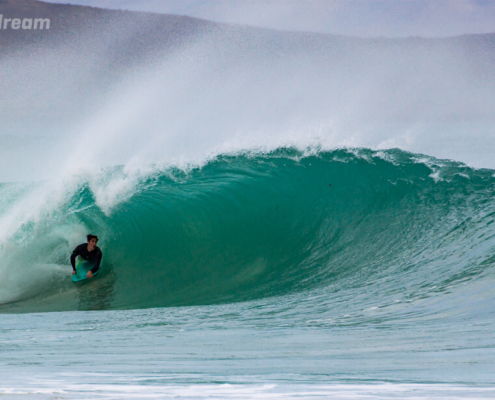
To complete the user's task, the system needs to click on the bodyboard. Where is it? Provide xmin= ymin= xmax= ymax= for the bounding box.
xmin=72 ymin=258 xmax=99 ymax=282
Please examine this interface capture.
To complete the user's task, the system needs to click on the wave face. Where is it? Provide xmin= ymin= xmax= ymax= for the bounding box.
xmin=0 ymin=148 xmax=494 ymax=314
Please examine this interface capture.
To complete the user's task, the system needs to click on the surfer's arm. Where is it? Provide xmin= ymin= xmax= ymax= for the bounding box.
xmin=70 ymin=247 xmax=80 ymax=271
xmin=90 ymin=249 xmax=102 ymax=274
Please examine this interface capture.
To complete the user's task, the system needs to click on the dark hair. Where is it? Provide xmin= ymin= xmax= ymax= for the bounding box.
xmin=87 ymin=234 xmax=99 ymax=242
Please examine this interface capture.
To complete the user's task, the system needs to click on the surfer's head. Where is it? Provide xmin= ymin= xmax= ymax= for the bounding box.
xmin=87 ymin=234 xmax=98 ymax=251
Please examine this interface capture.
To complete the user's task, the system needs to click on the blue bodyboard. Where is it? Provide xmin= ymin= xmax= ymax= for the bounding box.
xmin=72 ymin=258 xmax=99 ymax=282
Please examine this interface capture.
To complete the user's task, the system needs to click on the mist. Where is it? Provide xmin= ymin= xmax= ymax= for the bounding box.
xmin=1 ymin=8 xmax=495 ymax=186
xmin=45 ymin=0 xmax=495 ymax=38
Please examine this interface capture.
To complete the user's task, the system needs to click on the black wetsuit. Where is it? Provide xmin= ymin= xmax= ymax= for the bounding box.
xmin=70 ymin=244 xmax=102 ymax=274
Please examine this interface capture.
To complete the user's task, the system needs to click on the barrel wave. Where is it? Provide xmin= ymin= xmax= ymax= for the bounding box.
xmin=1 ymin=148 xmax=494 ymax=315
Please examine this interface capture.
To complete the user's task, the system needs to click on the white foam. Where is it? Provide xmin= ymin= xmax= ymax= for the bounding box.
xmin=0 ymin=382 xmax=493 ymax=399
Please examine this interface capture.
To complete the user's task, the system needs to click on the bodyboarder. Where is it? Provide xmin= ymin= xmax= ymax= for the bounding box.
xmin=70 ymin=234 xmax=102 ymax=279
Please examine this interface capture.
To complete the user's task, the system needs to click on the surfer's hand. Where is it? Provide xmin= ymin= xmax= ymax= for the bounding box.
xmin=86 ymin=271 xmax=94 ymax=279
xmin=71 ymin=270 xmax=76 ymax=275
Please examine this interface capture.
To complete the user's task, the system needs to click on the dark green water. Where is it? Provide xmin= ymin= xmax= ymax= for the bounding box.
xmin=1 ymin=148 xmax=494 ymax=315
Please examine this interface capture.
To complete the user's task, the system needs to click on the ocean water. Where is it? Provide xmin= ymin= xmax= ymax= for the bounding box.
xmin=2 ymin=8 xmax=495 ymax=396
xmin=1 ymin=148 xmax=494 ymax=398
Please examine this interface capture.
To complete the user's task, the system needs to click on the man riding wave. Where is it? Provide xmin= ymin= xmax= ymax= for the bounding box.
xmin=71 ymin=234 xmax=102 ymax=279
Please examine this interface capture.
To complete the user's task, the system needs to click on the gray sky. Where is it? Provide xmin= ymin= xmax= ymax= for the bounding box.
xmin=44 ymin=0 xmax=495 ymax=38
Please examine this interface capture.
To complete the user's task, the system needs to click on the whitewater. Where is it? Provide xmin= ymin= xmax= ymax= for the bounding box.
xmin=1 ymin=11 xmax=495 ymax=398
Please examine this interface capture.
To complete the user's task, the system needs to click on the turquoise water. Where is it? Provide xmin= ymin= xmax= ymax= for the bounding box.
xmin=1 ymin=148 xmax=495 ymax=397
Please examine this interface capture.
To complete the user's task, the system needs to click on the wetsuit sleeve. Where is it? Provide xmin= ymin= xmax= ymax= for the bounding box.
xmin=90 ymin=249 xmax=102 ymax=274
xmin=70 ymin=245 xmax=81 ymax=271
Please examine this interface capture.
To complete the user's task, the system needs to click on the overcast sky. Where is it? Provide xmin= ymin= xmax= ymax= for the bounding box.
xmin=44 ymin=0 xmax=495 ymax=38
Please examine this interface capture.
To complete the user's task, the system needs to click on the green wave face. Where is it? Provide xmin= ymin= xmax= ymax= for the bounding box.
xmin=1 ymin=148 xmax=494 ymax=313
